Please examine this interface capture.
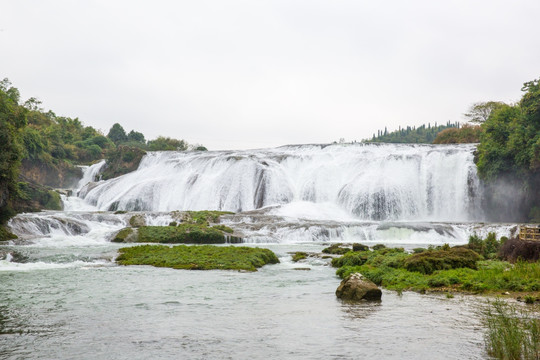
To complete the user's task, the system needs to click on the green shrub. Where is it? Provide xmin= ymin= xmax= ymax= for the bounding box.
xmin=331 ymin=251 xmax=368 ymax=267
xmin=404 ymin=247 xmax=481 ymax=274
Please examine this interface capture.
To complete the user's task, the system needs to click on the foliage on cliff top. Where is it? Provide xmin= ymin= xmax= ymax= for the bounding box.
xmin=116 ymin=244 xmax=279 ymax=271
xmin=432 ymin=124 xmax=482 ymax=144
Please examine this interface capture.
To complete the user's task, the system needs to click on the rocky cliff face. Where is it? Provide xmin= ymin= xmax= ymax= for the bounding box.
xmin=20 ymin=159 xmax=82 ymax=189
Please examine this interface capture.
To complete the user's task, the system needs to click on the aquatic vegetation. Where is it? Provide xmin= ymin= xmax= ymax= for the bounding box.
xmin=116 ymin=244 xmax=279 ymax=271
xmin=483 ymin=299 xmax=540 ymax=360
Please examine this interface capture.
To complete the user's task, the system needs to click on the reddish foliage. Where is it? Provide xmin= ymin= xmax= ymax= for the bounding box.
xmin=498 ymin=238 xmax=540 ymax=263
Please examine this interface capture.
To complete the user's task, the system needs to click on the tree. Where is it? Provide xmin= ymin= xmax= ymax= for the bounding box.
xmin=475 ymin=77 xmax=540 ymax=221
xmin=147 ymin=136 xmax=188 ymax=151
xmin=107 ymin=123 xmax=128 ymax=144
xmin=127 ymin=130 xmax=145 ymax=143
xmin=0 ymin=80 xmax=27 ymax=223
xmin=464 ymin=101 xmax=506 ymax=124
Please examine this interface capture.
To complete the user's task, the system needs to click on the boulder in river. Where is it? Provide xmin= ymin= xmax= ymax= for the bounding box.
xmin=336 ymin=273 xmax=382 ymax=301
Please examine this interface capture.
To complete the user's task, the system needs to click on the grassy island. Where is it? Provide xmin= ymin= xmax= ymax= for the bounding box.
xmin=330 ymin=236 xmax=540 ymax=297
xmin=116 ymin=244 xmax=279 ymax=271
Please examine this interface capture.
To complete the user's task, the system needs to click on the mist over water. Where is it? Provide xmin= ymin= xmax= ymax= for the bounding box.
xmin=81 ymin=143 xmax=483 ymax=222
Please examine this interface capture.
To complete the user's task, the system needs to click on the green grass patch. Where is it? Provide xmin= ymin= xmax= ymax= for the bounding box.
xmin=116 ymin=244 xmax=279 ymax=271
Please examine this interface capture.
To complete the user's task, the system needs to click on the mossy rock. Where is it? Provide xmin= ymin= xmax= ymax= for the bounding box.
xmin=12 ymin=182 xmax=63 ymax=212
xmin=116 ymin=244 xmax=279 ymax=271
xmin=292 ymin=252 xmax=307 ymax=262
xmin=322 ymin=244 xmax=351 ymax=255
xmin=0 ymin=225 xmax=17 ymax=241
xmin=352 ymin=243 xmax=369 ymax=252
xmin=112 ymin=227 xmax=137 ymax=243
xmin=136 ymin=224 xmax=241 ymax=244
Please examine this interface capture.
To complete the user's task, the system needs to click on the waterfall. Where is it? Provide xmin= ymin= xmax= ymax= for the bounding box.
xmin=77 ymin=143 xmax=484 ymax=222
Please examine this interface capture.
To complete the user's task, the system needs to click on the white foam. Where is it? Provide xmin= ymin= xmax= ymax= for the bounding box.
xmin=0 ymin=259 xmax=110 ymax=272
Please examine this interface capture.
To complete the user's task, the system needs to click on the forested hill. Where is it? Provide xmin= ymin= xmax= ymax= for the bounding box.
xmin=0 ymin=78 xmax=206 ymax=239
xmin=366 ymin=121 xmax=461 ymax=143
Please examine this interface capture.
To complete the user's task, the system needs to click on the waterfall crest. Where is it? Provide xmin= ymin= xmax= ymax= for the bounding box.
xmin=78 ymin=143 xmax=483 ymax=221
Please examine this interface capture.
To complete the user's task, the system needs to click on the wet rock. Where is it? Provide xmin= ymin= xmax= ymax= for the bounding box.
xmin=129 ymin=214 xmax=146 ymax=227
xmin=336 ymin=273 xmax=382 ymax=301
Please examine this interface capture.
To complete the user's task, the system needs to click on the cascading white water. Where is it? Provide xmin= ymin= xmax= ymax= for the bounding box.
xmin=79 ymin=143 xmax=483 ymax=222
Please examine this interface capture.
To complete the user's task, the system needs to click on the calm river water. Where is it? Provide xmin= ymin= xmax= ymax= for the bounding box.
xmin=1 ymin=242 xmax=488 ymax=359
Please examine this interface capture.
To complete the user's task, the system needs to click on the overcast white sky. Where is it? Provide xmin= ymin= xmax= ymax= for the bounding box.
xmin=1 ymin=0 xmax=539 ymax=150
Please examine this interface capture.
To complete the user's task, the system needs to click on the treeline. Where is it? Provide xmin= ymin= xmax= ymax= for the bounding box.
xmin=0 ymin=78 xmax=206 ymax=237
xmin=366 ymin=121 xmax=461 ymax=143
